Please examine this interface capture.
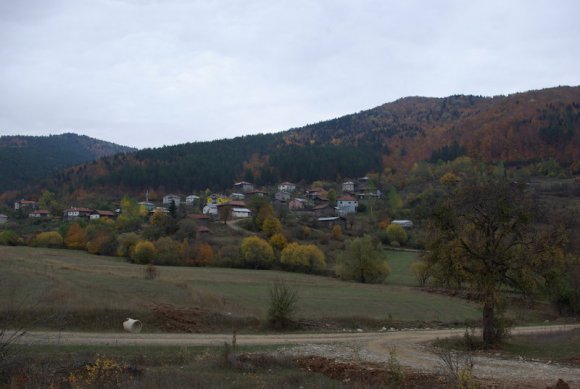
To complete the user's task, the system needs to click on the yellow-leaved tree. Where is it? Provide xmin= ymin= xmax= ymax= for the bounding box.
xmin=280 ymin=243 xmax=326 ymax=273
xmin=240 ymin=236 xmax=274 ymax=269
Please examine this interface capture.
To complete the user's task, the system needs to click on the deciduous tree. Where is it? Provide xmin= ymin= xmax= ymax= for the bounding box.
xmin=132 ymin=240 xmax=157 ymax=264
xmin=280 ymin=243 xmax=326 ymax=273
xmin=424 ymin=179 xmax=568 ymax=346
xmin=262 ymin=216 xmax=282 ymax=237
xmin=64 ymin=222 xmax=87 ymax=250
xmin=34 ymin=231 xmax=64 ymax=248
xmin=240 ymin=236 xmax=274 ymax=269
xmin=336 ymin=235 xmax=390 ymax=283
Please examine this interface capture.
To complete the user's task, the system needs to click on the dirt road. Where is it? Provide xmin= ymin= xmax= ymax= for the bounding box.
xmin=14 ymin=324 xmax=580 ymax=387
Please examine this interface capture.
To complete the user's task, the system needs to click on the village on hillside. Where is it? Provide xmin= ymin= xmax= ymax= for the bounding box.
xmin=4 ymin=177 xmax=413 ymax=233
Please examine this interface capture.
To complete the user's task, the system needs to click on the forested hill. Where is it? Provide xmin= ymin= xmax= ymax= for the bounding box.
xmin=0 ymin=133 xmax=136 ymax=192
xmin=44 ymin=86 xmax=580 ymax=195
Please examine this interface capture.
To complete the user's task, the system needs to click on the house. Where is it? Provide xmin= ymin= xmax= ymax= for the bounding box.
xmin=90 ymin=210 xmax=117 ymax=220
xmin=0 ymin=214 xmax=8 ymax=224
xmin=185 ymin=195 xmax=200 ymax=205
xmin=288 ymin=198 xmax=306 ymax=211
xmin=63 ymin=207 xmax=93 ymax=220
xmin=233 ymin=181 xmax=255 ymax=193
xmin=274 ymin=191 xmax=291 ymax=202
xmin=216 ymin=201 xmax=248 ymax=220
xmin=202 ymin=204 xmax=218 ymax=216
xmin=246 ymin=189 xmax=267 ymax=197
xmin=163 ymin=194 xmax=181 ymax=206
xmin=391 ymin=220 xmax=414 ymax=228
xmin=230 ymin=193 xmax=246 ymax=200
xmin=356 ymin=189 xmax=382 ymax=199
xmin=28 ymin=210 xmax=52 ymax=219
xmin=336 ymin=195 xmax=358 ymax=216
xmin=278 ymin=182 xmax=296 ymax=192
xmin=232 ymin=207 xmax=252 ymax=218
xmin=312 ymin=202 xmax=335 ymax=217
xmin=342 ymin=181 xmax=355 ymax=193
xmin=306 ymin=187 xmax=328 ymax=202
xmin=14 ymin=199 xmax=37 ymax=211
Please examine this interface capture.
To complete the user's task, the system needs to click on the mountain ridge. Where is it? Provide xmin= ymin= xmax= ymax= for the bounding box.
xmin=4 ymin=86 xmax=580 ymax=197
xmin=0 ymin=133 xmax=136 ymax=192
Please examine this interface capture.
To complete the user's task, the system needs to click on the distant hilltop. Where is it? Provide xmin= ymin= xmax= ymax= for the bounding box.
xmin=0 ymin=133 xmax=136 ymax=192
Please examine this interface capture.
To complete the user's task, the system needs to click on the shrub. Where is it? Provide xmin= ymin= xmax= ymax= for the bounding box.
xmin=411 ymin=261 xmax=430 ymax=287
xmin=154 ymin=237 xmax=181 ymax=265
xmin=132 ymin=240 xmax=157 ymax=264
xmin=0 ymin=230 xmax=19 ymax=246
xmin=269 ymin=233 xmax=288 ymax=252
xmin=386 ymin=223 xmax=407 ymax=245
xmin=116 ymin=233 xmax=139 ymax=258
xmin=331 ymin=224 xmax=343 ymax=240
xmin=193 ymin=243 xmax=214 ymax=266
xmin=86 ymin=221 xmax=118 ymax=255
xmin=240 ymin=236 xmax=274 ymax=269
xmin=144 ymin=263 xmax=160 ymax=280
xmin=34 ymin=231 xmax=64 ymax=248
xmin=268 ymin=282 xmax=298 ymax=330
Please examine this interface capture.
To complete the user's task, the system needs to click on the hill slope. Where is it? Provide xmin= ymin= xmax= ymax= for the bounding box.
xmin=33 ymin=87 xmax=580 ymax=195
xmin=0 ymin=133 xmax=136 ymax=192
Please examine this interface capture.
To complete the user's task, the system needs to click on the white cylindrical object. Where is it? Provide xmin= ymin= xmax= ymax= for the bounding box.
xmin=123 ymin=318 xmax=142 ymax=333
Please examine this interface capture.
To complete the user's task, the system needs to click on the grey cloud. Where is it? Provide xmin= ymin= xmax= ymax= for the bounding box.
xmin=1 ymin=0 xmax=579 ymax=148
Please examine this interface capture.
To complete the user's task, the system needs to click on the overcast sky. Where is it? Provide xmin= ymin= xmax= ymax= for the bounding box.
xmin=1 ymin=0 xmax=579 ymax=149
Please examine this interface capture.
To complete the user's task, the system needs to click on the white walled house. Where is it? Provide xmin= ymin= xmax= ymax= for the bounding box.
xmin=336 ymin=195 xmax=358 ymax=216
xmin=278 ymin=182 xmax=296 ymax=192
xmin=342 ymin=181 xmax=355 ymax=192
xmin=232 ymin=207 xmax=252 ymax=218
xmin=233 ymin=181 xmax=255 ymax=193
xmin=63 ymin=207 xmax=93 ymax=220
xmin=163 ymin=194 xmax=181 ymax=206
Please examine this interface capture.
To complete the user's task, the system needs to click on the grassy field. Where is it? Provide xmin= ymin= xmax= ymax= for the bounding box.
xmin=434 ymin=328 xmax=580 ymax=367
xmin=0 ymin=246 xmax=480 ymax=331
xmin=5 ymin=343 xmax=351 ymax=388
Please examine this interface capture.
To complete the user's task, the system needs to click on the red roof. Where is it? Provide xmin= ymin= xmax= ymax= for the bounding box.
xmin=66 ymin=207 xmax=93 ymax=213
xmin=338 ymin=195 xmax=357 ymax=201
xmin=95 ymin=210 xmax=116 ymax=216
xmin=30 ymin=210 xmax=50 ymax=215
